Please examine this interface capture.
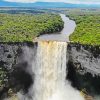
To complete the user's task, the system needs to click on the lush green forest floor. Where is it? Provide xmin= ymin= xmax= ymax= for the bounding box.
xmin=0 ymin=13 xmax=63 ymax=42
xmin=68 ymin=13 xmax=100 ymax=45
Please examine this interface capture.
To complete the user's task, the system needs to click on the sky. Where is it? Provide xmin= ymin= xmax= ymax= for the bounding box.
xmin=2 ymin=0 xmax=100 ymax=4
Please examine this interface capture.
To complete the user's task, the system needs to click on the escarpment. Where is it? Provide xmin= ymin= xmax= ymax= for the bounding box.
xmin=0 ymin=42 xmax=35 ymax=99
xmin=67 ymin=43 xmax=100 ymax=97
xmin=0 ymin=42 xmax=100 ymax=99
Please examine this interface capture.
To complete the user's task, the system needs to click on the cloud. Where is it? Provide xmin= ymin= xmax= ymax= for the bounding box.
xmin=4 ymin=0 xmax=37 ymax=3
xmin=3 ymin=0 xmax=100 ymax=4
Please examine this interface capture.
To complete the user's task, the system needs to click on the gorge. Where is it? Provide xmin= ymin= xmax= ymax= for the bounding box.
xmin=0 ymin=14 xmax=100 ymax=100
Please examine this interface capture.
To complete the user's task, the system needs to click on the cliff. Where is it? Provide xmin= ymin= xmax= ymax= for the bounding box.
xmin=0 ymin=42 xmax=35 ymax=99
xmin=0 ymin=42 xmax=100 ymax=99
xmin=68 ymin=43 xmax=100 ymax=76
xmin=67 ymin=43 xmax=100 ymax=96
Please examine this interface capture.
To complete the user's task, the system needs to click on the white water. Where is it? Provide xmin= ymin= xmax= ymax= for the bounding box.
xmin=33 ymin=41 xmax=67 ymax=100
xmin=30 ymin=41 xmax=84 ymax=100
xmin=15 ymin=42 xmax=84 ymax=100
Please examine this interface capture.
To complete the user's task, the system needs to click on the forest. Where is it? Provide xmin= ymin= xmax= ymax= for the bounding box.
xmin=69 ymin=13 xmax=100 ymax=45
xmin=0 ymin=13 xmax=64 ymax=42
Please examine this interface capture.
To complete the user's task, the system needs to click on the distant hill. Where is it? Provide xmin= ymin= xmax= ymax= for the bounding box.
xmin=0 ymin=1 xmax=100 ymax=8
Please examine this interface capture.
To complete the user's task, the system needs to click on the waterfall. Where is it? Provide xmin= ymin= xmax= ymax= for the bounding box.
xmin=4 ymin=14 xmax=85 ymax=100
xmin=32 ymin=41 xmax=67 ymax=100
xmin=27 ymin=41 xmax=84 ymax=100
xmin=16 ymin=14 xmax=84 ymax=100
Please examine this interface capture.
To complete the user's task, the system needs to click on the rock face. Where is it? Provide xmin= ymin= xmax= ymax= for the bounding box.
xmin=0 ymin=43 xmax=20 ymax=71
xmin=68 ymin=43 xmax=100 ymax=76
xmin=0 ymin=42 xmax=35 ymax=99
xmin=0 ymin=42 xmax=100 ymax=99
xmin=67 ymin=43 xmax=100 ymax=96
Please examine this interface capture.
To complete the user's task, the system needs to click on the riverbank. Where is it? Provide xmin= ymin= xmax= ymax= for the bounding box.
xmin=0 ymin=13 xmax=63 ymax=42
xmin=69 ymin=14 xmax=100 ymax=46
xmin=36 ymin=14 xmax=76 ymax=42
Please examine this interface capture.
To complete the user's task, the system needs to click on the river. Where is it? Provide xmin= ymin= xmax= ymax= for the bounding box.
xmin=36 ymin=14 xmax=76 ymax=42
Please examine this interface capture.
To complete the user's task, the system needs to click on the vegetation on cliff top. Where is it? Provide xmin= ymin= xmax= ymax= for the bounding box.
xmin=0 ymin=14 xmax=63 ymax=42
xmin=69 ymin=14 xmax=100 ymax=45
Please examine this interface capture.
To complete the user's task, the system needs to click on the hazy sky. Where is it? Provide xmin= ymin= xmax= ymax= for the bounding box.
xmin=2 ymin=0 xmax=100 ymax=4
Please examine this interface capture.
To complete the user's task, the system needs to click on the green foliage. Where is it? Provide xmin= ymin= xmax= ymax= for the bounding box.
xmin=0 ymin=67 xmax=8 ymax=87
xmin=69 ymin=14 xmax=100 ymax=45
xmin=0 ymin=14 xmax=63 ymax=42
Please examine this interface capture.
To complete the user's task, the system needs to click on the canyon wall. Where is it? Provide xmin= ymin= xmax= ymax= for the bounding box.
xmin=67 ymin=43 xmax=100 ymax=96
xmin=0 ymin=42 xmax=35 ymax=99
xmin=0 ymin=42 xmax=100 ymax=99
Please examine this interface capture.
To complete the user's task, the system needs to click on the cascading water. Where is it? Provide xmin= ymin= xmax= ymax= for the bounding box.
xmin=33 ymin=41 xmax=67 ymax=100
xmin=28 ymin=41 xmax=84 ymax=100
xmin=11 ymin=14 xmax=84 ymax=100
